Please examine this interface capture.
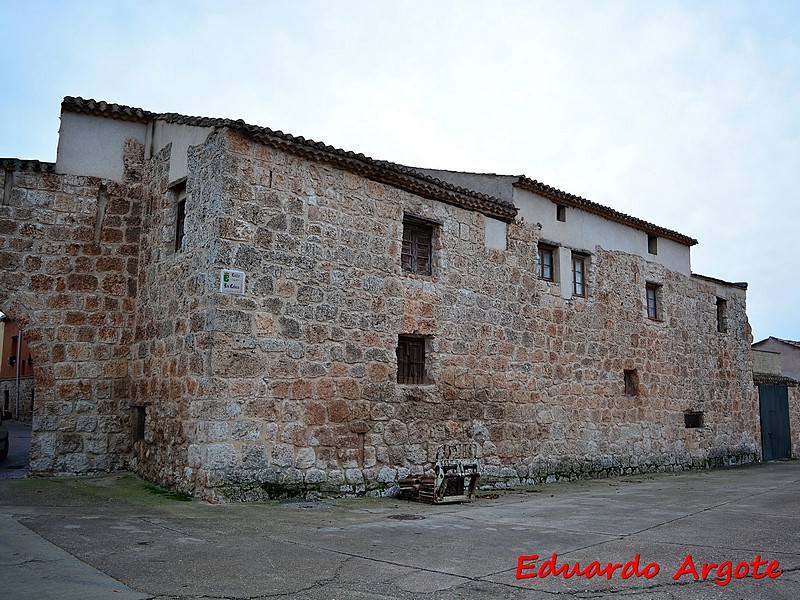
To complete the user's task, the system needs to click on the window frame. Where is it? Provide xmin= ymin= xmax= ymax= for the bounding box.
xmin=646 ymin=282 xmax=661 ymax=321
xmin=571 ymin=253 xmax=587 ymax=297
xmin=537 ymin=244 xmax=556 ymax=282
xmin=401 ymin=216 xmax=435 ymax=276
xmin=647 ymin=235 xmax=658 ymax=255
xmin=396 ymin=335 xmax=426 ymax=385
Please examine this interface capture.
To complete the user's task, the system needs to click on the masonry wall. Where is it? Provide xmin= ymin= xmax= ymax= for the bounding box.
xmin=789 ymin=384 xmax=800 ymax=458
xmin=166 ymin=129 xmax=759 ymax=502
xmin=0 ymin=154 xmax=142 ymax=473
xmin=0 ymin=378 xmax=35 ymax=423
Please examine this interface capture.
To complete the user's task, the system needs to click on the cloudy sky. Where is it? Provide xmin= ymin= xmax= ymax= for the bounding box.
xmin=2 ymin=0 xmax=798 ymax=342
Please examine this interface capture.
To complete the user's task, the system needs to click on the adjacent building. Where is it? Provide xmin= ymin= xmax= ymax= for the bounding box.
xmin=0 ymin=97 xmax=763 ymax=501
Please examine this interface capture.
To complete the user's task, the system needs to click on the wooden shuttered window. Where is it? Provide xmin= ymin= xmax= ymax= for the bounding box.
xmin=397 ymin=336 xmax=425 ymax=384
xmin=401 ymin=218 xmax=433 ymax=276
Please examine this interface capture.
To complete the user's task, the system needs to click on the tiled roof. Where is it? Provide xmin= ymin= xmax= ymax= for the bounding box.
xmin=61 ymin=97 xmax=518 ymax=223
xmin=691 ymin=273 xmax=748 ymax=290
xmin=753 ymin=337 xmax=800 ymax=349
xmin=0 ymin=158 xmax=56 ymax=173
xmin=514 ymin=176 xmax=698 ymax=247
xmin=753 ymin=372 xmax=798 ymax=385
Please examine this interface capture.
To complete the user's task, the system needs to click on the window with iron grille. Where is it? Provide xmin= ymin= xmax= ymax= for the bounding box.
xmin=572 ymin=253 xmax=586 ymax=297
xmin=538 ymin=244 xmax=555 ymax=281
xmin=646 ymin=283 xmax=661 ymax=320
xmin=397 ymin=335 xmax=426 ymax=384
xmin=401 ymin=218 xmax=433 ymax=275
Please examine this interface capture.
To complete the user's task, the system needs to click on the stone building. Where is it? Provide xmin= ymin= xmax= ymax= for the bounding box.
xmin=0 ymin=97 xmax=763 ymax=501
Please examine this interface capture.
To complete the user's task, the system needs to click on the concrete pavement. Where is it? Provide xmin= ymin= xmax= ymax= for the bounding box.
xmin=0 ymin=420 xmax=31 ymax=479
xmin=1 ymin=462 xmax=798 ymax=599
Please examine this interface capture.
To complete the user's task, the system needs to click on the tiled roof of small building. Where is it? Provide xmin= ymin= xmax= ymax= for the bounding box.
xmin=61 ymin=97 xmax=518 ymax=223
xmin=753 ymin=337 xmax=800 ymax=349
xmin=753 ymin=372 xmax=798 ymax=385
xmin=514 ymin=176 xmax=698 ymax=246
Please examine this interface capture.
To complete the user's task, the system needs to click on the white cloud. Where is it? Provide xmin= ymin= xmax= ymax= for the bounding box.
xmin=1 ymin=0 xmax=799 ymax=339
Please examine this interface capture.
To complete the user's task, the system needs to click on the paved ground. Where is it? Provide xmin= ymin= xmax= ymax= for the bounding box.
xmin=0 ymin=461 xmax=798 ymax=599
xmin=0 ymin=419 xmax=31 ymax=479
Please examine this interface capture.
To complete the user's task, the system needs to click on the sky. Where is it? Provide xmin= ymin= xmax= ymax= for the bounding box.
xmin=1 ymin=0 xmax=798 ymax=342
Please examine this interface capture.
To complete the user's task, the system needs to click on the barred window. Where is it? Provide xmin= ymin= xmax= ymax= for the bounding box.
xmin=397 ymin=335 xmax=426 ymax=384
xmin=401 ymin=218 xmax=433 ymax=276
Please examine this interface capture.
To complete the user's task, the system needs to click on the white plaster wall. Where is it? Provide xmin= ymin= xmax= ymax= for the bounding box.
xmin=146 ymin=121 xmax=214 ymax=184
xmin=484 ymin=217 xmax=507 ymax=250
xmin=514 ymin=188 xmax=692 ymax=275
xmin=413 ymin=169 xmax=517 ymax=203
xmin=56 ymin=113 xmax=147 ymax=182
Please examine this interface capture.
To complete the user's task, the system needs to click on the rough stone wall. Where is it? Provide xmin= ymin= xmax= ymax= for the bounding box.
xmin=128 ymin=135 xmax=231 ymax=496
xmin=0 ymin=149 xmax=142 ymax=473
xmin=172 ymin=129 xmax=758 ymax=502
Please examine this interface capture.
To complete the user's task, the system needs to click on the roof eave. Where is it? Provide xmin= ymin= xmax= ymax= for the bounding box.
xmin=513 ymin=176 xmax=698 ymax=247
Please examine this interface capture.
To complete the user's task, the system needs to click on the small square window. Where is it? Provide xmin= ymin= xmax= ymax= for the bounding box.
xmin=648 ymin=235 xmax=658 ymax=255
xmin=684 ymin=411 xmax=704 ymax=428
xmin=538 ymin=244 xmax=556 ymax=281
xmin=556 ymin=204 xmax=567 ymax=222
xmin=397 ymin=335 xmax=426 ymax=384
xmin=646 ymin=283 xmax=661 ymax=320
xmin=716 ymin=298 xmax=727 ymax=333
xmin=624 ymin=369 xmax=640 ymax=396
xmin=401 ymin=217 xmax=434 ymax=276
xmin=572 ymin=253 xmax=587 ymax=297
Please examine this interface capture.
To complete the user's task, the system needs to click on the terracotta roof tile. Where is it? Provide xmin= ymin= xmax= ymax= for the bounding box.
xmin=61 ymin=97 xmax=518 ymax=223
xmin=753 ymin=372 xmax=799 ymax=385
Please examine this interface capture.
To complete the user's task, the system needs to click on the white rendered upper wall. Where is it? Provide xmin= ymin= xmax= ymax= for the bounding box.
xmin=56 ymin=112 xmax=213 ymax=184
xmin=145 ymin=121 xmax=214 ymax=184
xmin=56 ymin=112 xmax=147 ymax=182
xmin=514 ymin=187 xmax=692 ymax=276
